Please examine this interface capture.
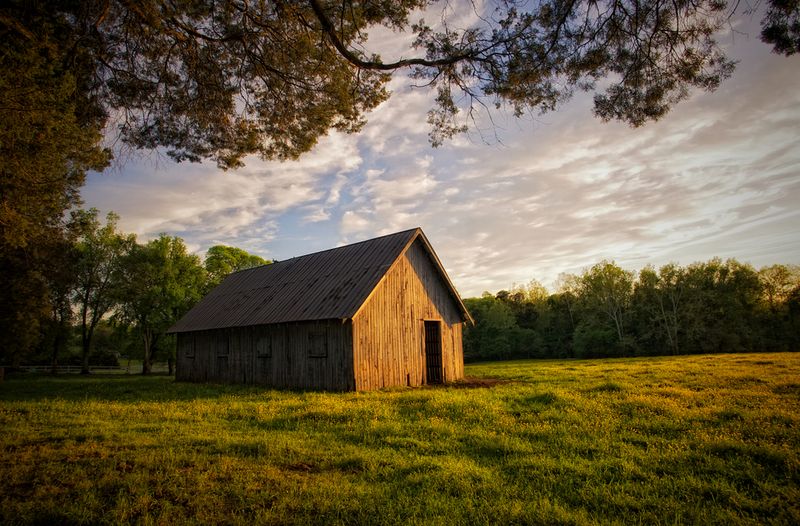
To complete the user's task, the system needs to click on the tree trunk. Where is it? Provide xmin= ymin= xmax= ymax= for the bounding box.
xmin=81 ymin=335 xmax=91 ymax=375
xmin=10 ymin=352 xmax=22 ymax=370
xmin=658 ymin=297 xmax=677 ymax=355
xmin=51 ymin=321 xmax=64 ymax=375
xmin=141 ymin=328 xmax=153 ymax=375
xmin=611 ymin=305 xmax=624 ymax=342
xmin=80 ymin=299 xmax=91 ymax=374
xmin=565 ymin=301 xmax=575 ymax=330
xmin=669 ymin=292 xmax=681 ymax=355
xmin=81 ymin=321 xmax=98 ymax=375
xmin=142 ymin=355 xmax=152 ymax=375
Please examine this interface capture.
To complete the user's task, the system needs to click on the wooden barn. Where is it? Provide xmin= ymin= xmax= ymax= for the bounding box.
xmin=168 ymin=228 xmax=473 ymax=391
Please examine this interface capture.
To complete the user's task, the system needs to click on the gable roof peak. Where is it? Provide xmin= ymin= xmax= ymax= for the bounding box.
xmin=168 ymin=227 xmax=469 ymax=333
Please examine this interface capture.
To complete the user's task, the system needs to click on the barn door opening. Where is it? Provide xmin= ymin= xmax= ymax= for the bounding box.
xmin=424 ymin=321 xmax=443 ymax=384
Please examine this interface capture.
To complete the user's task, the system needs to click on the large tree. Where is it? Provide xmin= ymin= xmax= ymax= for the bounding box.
xmin=0 ymin=242 xmax=54 ymax=368
xmin=758 ymin=264 xmax=800 ymax=314
xmin=0 ymin=15 xmax=110 ymax=364
xmin=72 ymin=209 xmax=135 ymax=374
xmin=580 ymin=261 xmax=635 ymax=343
xmin=633 ymin=263 xmax=685 ymax=355
xmin=757 ymin=264 xmax=799 ymax=351
xmin=1 ymin=0 xmax=796 ymax=170
xmin=0 ymin=11 xmax=110 ymax=250
xmin=115 ymin=235 xmax=205 ymax=374
xmin=41 ymin=225 xmax=82 ymax=373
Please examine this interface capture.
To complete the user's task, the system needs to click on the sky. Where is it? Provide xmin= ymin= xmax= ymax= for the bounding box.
xmin=81 ymin=5 xmax=800 ymax=298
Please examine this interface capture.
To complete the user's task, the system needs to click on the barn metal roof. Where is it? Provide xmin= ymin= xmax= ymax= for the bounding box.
xmin=168 ymin=228 xmax=472 ymax=333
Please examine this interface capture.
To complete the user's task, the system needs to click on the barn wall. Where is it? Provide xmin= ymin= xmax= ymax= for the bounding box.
xmin=176 ymin=320 xmax=354 ymax=390
xmin=352 ymin=239 xmax=465 ymax=390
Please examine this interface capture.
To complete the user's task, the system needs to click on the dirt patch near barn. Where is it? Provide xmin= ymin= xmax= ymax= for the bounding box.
xmin=442 ymin=376 xmax=516 ymax=389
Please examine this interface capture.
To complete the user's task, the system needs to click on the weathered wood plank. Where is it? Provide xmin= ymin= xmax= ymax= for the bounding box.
xmin=176 ymin=320 xmax=354 ymax=390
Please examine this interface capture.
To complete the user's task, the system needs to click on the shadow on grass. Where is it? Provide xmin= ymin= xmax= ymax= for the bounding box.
xmin=0 ymin=373 xmax=513 ymax=404
xmin=0 ymin=373 xmax=281 ymax=403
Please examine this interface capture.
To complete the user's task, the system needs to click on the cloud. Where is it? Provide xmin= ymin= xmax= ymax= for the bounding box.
xmin=340 ymin=210 xmax=371 ymax=236
xmin=83 ymin=128 xmax=364 ymax=258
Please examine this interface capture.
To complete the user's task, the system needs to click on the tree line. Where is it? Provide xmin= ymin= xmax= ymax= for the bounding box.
xmin=464 ymin=260 xmax=800 ymax=362
xmin=1 ymin=209 xmax=269 ymax=374
xmin=4 ymin=213 xmax=798 ymax=372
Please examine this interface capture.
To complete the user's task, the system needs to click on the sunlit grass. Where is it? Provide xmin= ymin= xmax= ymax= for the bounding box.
xmin=1 ymin=353 xmax=798 ymax=524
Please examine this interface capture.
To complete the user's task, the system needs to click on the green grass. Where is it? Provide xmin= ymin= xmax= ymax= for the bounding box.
xmin=1 ymin=353 xmax=798 ymax=525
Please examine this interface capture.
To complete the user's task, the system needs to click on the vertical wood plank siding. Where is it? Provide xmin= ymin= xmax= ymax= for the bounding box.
xmin=176 ymin=320 xmax=354 ymax=390
xmin=352 ymin=239 xmax=465 ymax=390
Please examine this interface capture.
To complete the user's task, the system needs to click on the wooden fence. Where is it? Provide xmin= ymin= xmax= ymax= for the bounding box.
xmin=12 ymin=364 xmax=171 ymax=374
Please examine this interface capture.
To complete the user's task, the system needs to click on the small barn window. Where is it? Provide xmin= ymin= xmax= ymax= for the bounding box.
xmin=184 ymin=336 xmax=195 ymax=359
xmin=308 ymin=331 xmax=327 ymax=358
xmin=217 ymin=331 xmax=230 ymax=357
xmin=256 ymin=335 xmax=272 ymax=357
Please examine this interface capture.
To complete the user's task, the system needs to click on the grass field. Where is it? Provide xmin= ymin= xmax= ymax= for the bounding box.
xmin=1 ymin=353 xmax=798 ymax=525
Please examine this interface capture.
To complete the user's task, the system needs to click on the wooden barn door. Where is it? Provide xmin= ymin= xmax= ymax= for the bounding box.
xmin=424 ymin=321 xmax=443 ymax=384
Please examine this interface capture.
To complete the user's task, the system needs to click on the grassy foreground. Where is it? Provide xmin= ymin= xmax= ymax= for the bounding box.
xmin=1 ymin=354 xmax=798 ymax=525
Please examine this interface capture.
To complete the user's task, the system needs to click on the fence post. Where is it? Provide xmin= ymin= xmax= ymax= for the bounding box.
xmin=0 ymin=367 xmax=4 ymax=382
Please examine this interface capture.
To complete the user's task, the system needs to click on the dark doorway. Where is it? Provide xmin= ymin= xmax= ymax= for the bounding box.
xmin=424 ymin=320 xmax=443 ymax=384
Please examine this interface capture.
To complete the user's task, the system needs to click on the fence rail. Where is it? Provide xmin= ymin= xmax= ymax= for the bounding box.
xmin=10 ymin=364 xmax=171 ymax=374
xmin=17 ymin=365 xmax=123 ymax=373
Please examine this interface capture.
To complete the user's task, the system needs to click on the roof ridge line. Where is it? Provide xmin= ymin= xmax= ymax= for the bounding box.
xmin=228 ymin=227 xmax=421 ymax=275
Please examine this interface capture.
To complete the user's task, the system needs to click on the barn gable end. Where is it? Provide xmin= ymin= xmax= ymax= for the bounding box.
xmin=351 ymin=238 xmax=465 ymax=390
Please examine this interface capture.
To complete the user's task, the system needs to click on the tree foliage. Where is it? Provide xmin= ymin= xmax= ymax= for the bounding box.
xmin=0 ymin=14 xmax=110 ymax=250
xmin=0 ymin=242 xmax=55 ymax=368
xmin=204 ymin=245 xmax=271 ymax=290
xmin=580 ymin=261 xmax=635 ymax=343
xmin=464 ymin=259 xmax=800 ymax=362
xmin=0 ymin=11 xmax=110 ymax=365
xmin=464 ymin=294 xmax=541 ymax=361
xmin=1 ymin=0 xmax=793 ymax=169
xmin=0 ymin=205 xmax=276 ymax=371
xmin=71 ymin=209 xmax=136 ymax=374
xmin=761 ymin=0 xmax=800 ymax=55
xmin=115 ymin=235 xmax=206 ymax=374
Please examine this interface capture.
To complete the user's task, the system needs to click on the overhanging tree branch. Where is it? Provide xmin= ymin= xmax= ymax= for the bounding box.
xmin=1 ymin=0 xmax=790 ymax=169
xmin=307 ymin=0 xmax=475 ymax=70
